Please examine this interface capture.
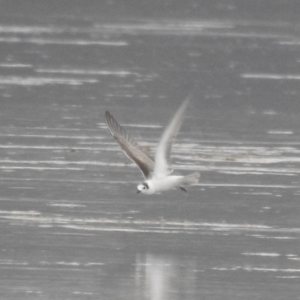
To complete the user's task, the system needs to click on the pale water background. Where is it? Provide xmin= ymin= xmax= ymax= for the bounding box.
xmin=0 ymin=1 xmax=300 ymax=299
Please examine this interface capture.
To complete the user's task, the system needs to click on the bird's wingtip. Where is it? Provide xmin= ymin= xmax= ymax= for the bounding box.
xmin=105 ymin=111 xmax=113 ymax=123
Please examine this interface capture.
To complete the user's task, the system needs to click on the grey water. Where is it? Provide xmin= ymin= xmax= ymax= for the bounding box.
xmin=0 ymin=1 xmax=300 ymax=299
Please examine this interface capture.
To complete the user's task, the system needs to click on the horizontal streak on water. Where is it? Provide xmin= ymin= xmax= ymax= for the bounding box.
xmin=1 ymin=176 xmax=300 ymax=189
xmin=0 ymin=145 xmax=117 ymax=151
xmin=0 ymin=134 xmax=105 ymax=139
xmin=0 ymin=76 xmax=97 ymax=86
xmin=35 ymin=68 xmax=142 ymax=77
xmin=0 ymin=63 xmax=33 ymax=68
xmin=278 ymin=41 xmax=300 ymax=46
xmin=268 ymin=131 xmax=294 ymax=135
xmin=212 ymin=266 xmax=300 ymax=273
xmin=242 ymin=252 xmax=281 ymax=257
xmin=0 ymin=160 xmax=125 ymax=167
xmin=2 ymin=130 xmax=300 ymax=145
xmin=1 ymin=158 xmax=300 ymax=172
xmin=0 ymin=25 xmax=75 ymax=34
xmin=0 ymin=166 xmax=84 ymax=171
xmin=241 ymin=73 xmax=300 ymax=80
xmin=94 ymin=21 xmax=285 ymax=39
xmin=1 ymin=211 xmax=299 ymax=237
xmin=1 ymin=160 xmax=300 ymax=176
xmin=0 ymin=37 xmax=128 ymax=46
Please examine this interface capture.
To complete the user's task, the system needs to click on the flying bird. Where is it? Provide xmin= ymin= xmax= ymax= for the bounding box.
xmin=105 ymin=98 xmax=199 ymax=194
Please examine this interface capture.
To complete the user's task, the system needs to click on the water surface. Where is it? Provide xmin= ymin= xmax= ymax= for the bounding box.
xmin=0 ymin=2 xmax=300 ymax=299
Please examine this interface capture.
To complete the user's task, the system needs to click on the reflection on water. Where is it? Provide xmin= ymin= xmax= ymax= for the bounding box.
xmin=136 ymin=254 xmax=196 ymax=300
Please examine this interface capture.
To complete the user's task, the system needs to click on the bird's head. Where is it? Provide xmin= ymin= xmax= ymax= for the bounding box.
xmin=137 ymin=182 xmax=150 ymax=194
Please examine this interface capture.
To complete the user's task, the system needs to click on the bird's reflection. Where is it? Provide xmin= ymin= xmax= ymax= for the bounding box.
xmin=135 ymin=253 xmax=196 ymax=300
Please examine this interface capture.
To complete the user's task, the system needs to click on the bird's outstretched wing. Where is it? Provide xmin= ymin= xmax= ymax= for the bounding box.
xmin=105 ymin=111 xmax=155 ymax=179
xmin=153 ymin=98 xmax=190 ymax=179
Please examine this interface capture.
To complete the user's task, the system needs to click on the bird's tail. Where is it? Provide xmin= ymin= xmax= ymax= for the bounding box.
xmin=180 ymin=172 xmax=200 ymax=186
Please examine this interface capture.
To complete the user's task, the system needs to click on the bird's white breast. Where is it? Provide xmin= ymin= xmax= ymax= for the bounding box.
xmin=146 ymin=176 xmax=183 ymax=194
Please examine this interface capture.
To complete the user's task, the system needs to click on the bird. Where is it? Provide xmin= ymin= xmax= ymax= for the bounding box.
xmin=105 ymin=98 xmax=199 ymax=194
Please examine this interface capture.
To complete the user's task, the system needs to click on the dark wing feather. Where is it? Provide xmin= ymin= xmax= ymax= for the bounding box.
xmin=105 ymin=111 xmax=154 ymax=179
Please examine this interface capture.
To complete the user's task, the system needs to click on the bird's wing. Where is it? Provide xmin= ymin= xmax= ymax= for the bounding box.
xmin=105 ymin=111 xmax=155 ymax=179
xmin=153 ymin=98 xmax=189 ymax=179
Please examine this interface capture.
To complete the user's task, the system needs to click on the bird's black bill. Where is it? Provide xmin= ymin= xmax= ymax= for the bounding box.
xmin=137 ymin=190 xmax=141 ymax=194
